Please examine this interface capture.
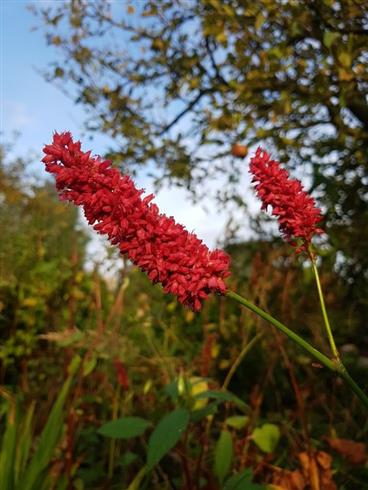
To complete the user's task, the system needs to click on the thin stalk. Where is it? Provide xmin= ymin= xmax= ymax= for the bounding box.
xmin=309 ymin=253 xmax=339 ymax=360
xmin=108 ymin=384 xmax=121 ymax=479
xmin=226 ymin=290 xmax=368 ymax=409
xmin=222 ymin=332 xmax=263 ymax=390
xmin=226 ymin=290 xmax=335 ymax=371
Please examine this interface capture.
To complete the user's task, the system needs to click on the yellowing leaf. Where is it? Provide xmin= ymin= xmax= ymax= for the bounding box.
xmin=255 ymin=13 xmax=265 ymax=30
xmin=189 ymin=377 xmax=209 ymax=410
xmin=338 ymin=69 xmax=354 ymax=81
xmin=185 ymin=310 xmax=195 ymax=322
xmin=23 ymin=298 xmax=38 ymax=307
xmin=216 ymin=31 xmax=227 ymax=45
xmin=211 ymin=343 xmax=220 ymax=358
xmin=177 ymin=373 xmax=186 ymax=396
xmin=225 ymin=415 xmax=249 ymax=430
xmin=338 ymin=50 xmax=352 ymax=68
xmin=143 ymin=379 xmax=152 ymax=394
xmin=219 ymin=359 xmax=230 ymax=369
xmin=51 ymin=36 xmax=62 ymax=46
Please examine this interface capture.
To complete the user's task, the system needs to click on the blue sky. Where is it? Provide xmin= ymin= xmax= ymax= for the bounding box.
xmin=1 ymin=0 xmax=256 ymax=253
xmin=2 ymin=1 xmax=83 ymax=152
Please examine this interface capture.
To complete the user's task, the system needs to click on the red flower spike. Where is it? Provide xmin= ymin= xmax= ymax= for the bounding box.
xmin=114 ymin=359 xmax=129 ymax=390
xmin=42 ymin=132 xmax=230 ymax=310
xmin=249 ymin=147 xmax=323 ymax=252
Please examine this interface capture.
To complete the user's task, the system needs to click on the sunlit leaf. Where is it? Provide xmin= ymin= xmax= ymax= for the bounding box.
xmin=252 ymin=424 xmax=280 ymax=453
xmin=225 ymin=415 xmax=249 ymax=430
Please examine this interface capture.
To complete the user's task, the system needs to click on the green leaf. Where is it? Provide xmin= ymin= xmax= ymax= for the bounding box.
xmin=147 ymin=408 xmax=189 ymax=471
xmin=214 ymin=430 xmax=233 ymax=483
xmin=191 ymin=401 xmax=219 ymax=423
xmin=0 ymin=399 xmax=17 ymax=490
xmin=82 ymin=355 xmax=97 ymax=377
xmin=225 ymin=415 xmax=249 ymax=430
xmin=194 ymin=390 xmax=248 ymax=411
xmin=15 ymin=401 xmax=35 ymax=481
xmin=163 ymin=380 xmax=179 ymax=399
xmin=323 ymin=31 xmax=340 ymax=49
xmin=121 ymin=451 xmax=138 ymax=467
xmin=224 ymin=468 xmax=266 ymax=490
xmin=98 ymin=417 xmax=151 ymax=439
xmin=251 ymin=424 xmax=280 ymax=453
xmin=17 ymin=356 xmax=81 ymax=490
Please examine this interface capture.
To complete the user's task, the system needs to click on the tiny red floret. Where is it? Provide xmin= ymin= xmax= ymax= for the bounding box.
xmin=42 ymin=132 xmax=230 ymax=310
xmin=249 ymin=147 xmax=323 ymax=252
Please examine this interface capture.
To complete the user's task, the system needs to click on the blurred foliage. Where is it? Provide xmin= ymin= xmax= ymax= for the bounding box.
xmin=0 ymin=357 xmax=80 ymax=490
xmin=0 ymin=143 xmax=90 ymax=384
xmin=1 ymin=143 xmax=368 ymax=488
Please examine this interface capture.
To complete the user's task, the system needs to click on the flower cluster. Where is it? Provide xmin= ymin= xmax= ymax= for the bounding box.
xmin=42 ymin=132 xmax=230 ymax=310
xmin=249 ymin=148 xmax=323 ymax=251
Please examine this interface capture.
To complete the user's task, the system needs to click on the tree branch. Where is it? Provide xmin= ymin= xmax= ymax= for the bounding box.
xmin=158 ymin=89 xmax=211 ymax=136
xmin=346 ymin=96 xmax=368 ymax=131
xmin=204 ymin=37 xmax=231 ymax=87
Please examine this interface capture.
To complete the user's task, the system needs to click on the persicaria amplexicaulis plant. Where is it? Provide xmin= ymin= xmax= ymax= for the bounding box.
xmin=42 ymin=132 xmax=230 ymax=311
xmin=42 ymin=132 xmax=368 ymax=409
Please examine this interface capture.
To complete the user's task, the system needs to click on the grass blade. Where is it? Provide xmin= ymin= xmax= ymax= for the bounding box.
xmin=0 ymin=392 xmax=17 ymax=490
xmin=17 ymin=356 xmax=80 ymax=490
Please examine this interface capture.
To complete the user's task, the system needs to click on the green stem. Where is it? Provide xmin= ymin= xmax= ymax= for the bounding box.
xmin=309 ymin=253 xmax=339 ymax=360
xmin=108 ymin=384 xmax=121 ymax=479
xmin=226 ymin=290 xmax=368 ymax=409
xmin=226 ymin=290 xmax=335 ymax=371
xmin=338 ymin=364 xmax=368 ymax=409
xmin=222 ymin=332 xmax=263 ymax=390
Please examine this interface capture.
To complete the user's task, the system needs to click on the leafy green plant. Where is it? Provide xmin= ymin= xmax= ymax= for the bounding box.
xmin=0 ymin=357 xmax=80 ymax=490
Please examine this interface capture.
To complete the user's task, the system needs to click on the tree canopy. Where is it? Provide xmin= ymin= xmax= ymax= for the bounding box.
xmin=33 ymin=0 xmax=368 ymax=280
